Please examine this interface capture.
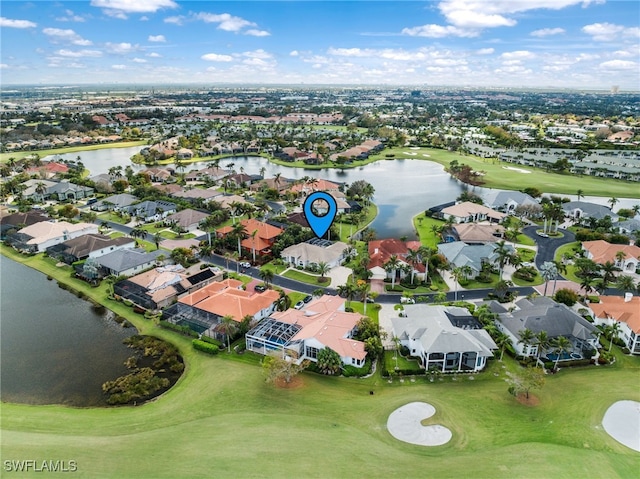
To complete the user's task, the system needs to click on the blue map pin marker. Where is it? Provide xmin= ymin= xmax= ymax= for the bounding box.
xmin=303 ymin=191 xmax=337 ymax=239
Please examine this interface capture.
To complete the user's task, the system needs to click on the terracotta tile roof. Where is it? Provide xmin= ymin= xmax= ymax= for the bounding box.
xmin=441 ymin=201 xmax=506 ymax=221
xmin=289 ymin=179 xmax=341 ymax=194
xmin=583 ymin=240 xmax=640 ymax=264
xmin=368 ymin=239 xmax=425 ymax=273
xmin=589 ymin=295 xmax=640 ymax=333
xmin=179 ymin=279 xmax=279 ymax=321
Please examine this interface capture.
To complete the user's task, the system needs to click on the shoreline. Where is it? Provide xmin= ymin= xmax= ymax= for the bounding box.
xmin=0 ymin=139 xmax=147 ymax=163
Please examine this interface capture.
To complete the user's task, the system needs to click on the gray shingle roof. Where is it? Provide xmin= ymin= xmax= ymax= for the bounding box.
xmin=561 ymin=201 xmax=617 ymax=220
xmin=96 ymin=248 xmax=163 ymax=273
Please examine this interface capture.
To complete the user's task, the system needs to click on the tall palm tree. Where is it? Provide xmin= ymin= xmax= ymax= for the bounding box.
xmin=576 ymin=189 xmax=584 ymax=201
xmin=219 ymin=315 xmax=238 ymax=353
xmin=539 ymin=261 xmax=558 ymax=296
xmin=275 ymin=289 xmax=291 ymax=311
xmin=607 ymin=322 xmax=622 ymax=353
xmin=600 ymin=261 xmax=620 ymax=291
xmin=317 ymin=261 xmax=330 ymax=282
xmin=495 ymin=333 xmax=512 ymax=361
xmin=535 ymin=331 xmax=551 ymax=366
xmin=230 ymin=222 xmax=246 ymax=257
xmin=250 ymin=229 xmax=259 ymax=263
xmin=552 ymin=260 xmax=567 ymax=295
xmin=451 ymin=266 xmax=467 ymax=301
xmin=417 ymin=245 xmax=433 ymax=284
xmin=614 ymin=250 xmax=627 ymax=268
xmin=406 ymin=248 xmax=421 ymax=285
xmin=494 ymin=240 xmax=512 ymax=280
xmin=384 ymin=255 xmax=401 ymax=289
xmin=616 ymin=275 xmax=636 ymax=293
xmin=518 ymin=328 xmax=535 ymax=358
xmin=259 ymin=267 xmax=274 ymax=289
xmin=608 ymin=196 xmax=619 ymax=211
xmin=551 ymin=336 xmax=572 ymax=370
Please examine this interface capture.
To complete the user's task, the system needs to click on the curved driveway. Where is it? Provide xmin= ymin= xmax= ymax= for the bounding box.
xmin=523 ymin=225 xmax=576 ymax=273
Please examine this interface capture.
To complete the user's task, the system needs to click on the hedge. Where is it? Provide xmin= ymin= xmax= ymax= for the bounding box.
xmin=192 ymin=339 xmax=219 ymax=355
xmin=159 ymin=320 xmax=199 ymax=338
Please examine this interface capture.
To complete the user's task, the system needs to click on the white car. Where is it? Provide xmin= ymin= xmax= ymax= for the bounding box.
xmin=294 ymin=300 xmax=305 ymax=310
xmin=239 ymin=261 xmax=251 ymax=268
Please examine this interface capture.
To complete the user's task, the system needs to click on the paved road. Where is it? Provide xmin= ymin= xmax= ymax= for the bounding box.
xmin=523 ymin=225 xmax=576 ymax=270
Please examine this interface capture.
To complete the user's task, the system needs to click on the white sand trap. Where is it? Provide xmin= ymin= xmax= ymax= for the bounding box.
xmin=603 ymin=400 xmax=640 ymax=452
xmin=422 ymin=154 xmax=431 ymax=157
xmin=403 ymin=152 xmax=417 ymax=156
xmin=502 ymin=166 xmax=532 ymax=174
xmin=409 ymin=147 xmax=420 ymax=150
xmin=387 ymin=402 xmax=452 ymax=446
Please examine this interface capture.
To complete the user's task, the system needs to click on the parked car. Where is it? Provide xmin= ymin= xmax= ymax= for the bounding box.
xmin=294 ymin=300 xmax=305 ymax=310
xmin=536 ymin=232 xmax=549 ymax=238
xmin=303 ymin=295 xmax=313 ymax=303
xmin=240 ymin=261 xmax=251 ymax=268
xmin=400 ymin=297 xmax=415 ymax=304
xmin=254 ymin=284 xmax=267 ymax=293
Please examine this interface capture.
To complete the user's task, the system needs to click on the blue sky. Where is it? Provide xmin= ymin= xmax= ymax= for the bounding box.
xmin=1 ymin=0 xmax=639 ymax=89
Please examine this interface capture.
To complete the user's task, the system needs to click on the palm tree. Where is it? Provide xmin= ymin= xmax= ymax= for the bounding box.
xmin=632 ymin=204 xmax=640 ymax=216
xmin=230 ymin=222 xmax=246 ymax=257
xmin=551 ymin=260 xmax=567 ymax=295
xmin=607 ymin=322 xmax=622 ymax=353
xmin=495 ymin=333 xmax=512 ymax=361
xmin=384 ymin=255 xmax=401 ymax=289
xmin=451 ymin=266 xmax=469 ymax=301
xmin=275 ymin=289 xmax=291 ymax=311
xmin=494 ymin=240 xmax=512 ymax=280
xmin=406 ymin=248 xmax=421 ymax=285
xmin=551 ymin=336 xmax=572 ymax=370
xmin=608 ymin=196 xmax=619 ymax=211
xmin=229 ymin=201 xmax=244 ymax=224
xmin=153 ymin=233 xmax=162 ymax=250
xmin=259 ymin=267 xmax=274 ymax=289
xmin=259 ymin=166 xmax=266 ymax=178
xmin=518 ymin=328 xmax=535 ymax=358
xmin=417 ymin=245 xmax=433 ymax=283
xmin=317 ymin=261 xmax=330 ymax=282
xmin=535 ymin=331 xmax=551 ymax=366
xmin=337 ymin=282 xmax=358 ymax=308
xmin=219 ymin=315 xmax=238 ymax=353
xmin=616 ymin=275 xmax=636 ymax=293
xmin=576 ymin=189 xmax=584 ymax=201
xmin=249 ymin=229 xmax=259 ymax=263
xmin=600 ymin=261 xmax=620 ymax=291
xmin=539 ymin=261 xmax=558 ymax=296
xmin=614 ymin=250 xmax=627 ymax=268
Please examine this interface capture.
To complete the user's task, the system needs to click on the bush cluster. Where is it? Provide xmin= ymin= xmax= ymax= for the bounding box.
xmin=192 ymin=339 xmax=219 ymax=355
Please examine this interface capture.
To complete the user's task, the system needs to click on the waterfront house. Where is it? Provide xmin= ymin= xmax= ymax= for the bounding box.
xmin=442 ymin=223 xmax=505 ymax=244
xmin=562 ymin=201 xmax=619 ymax=222
xmin=46 ymin=234 xmax=135 ymax=264
xmin=437 ymin=241 xmax=514 ymax=279
xmin=95 ymin=248 xmax=164 ymax=277
xmin=482 ymin=191 xmax=538 ymax=214
xmin=6 ymin=221 xmax=98 ymax=253
xmin=0 ymin=210 xmax=49 ymax=239
xmin=368 ymin=239 xmax=425 ymax=281
xmin=440 ymin=201 xmax=506 ymax=224
xmin=281 ymin=238 xmax=349 ymax=269
xmin=588 ymin=294 xmax=640 ymax=355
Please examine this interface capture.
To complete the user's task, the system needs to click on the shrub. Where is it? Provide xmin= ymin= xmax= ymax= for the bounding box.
xmin=342 ymin=359 xmax=372 ymax=377
xmin=122 ymin=299 xmax=133 ymax=307
xmin=554 ymin=288 xmax=579 ymax=307
xmin=158 ymin=320 xmax=199 ymax=338
xmin=192 ymin=339 xmax=219 ymax=355
xmin=200 ymin=335 xmax=224 ymax=347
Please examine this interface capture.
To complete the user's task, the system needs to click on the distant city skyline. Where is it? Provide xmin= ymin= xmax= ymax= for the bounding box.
xmin=1 ymin=0 xmax=639 ymax=89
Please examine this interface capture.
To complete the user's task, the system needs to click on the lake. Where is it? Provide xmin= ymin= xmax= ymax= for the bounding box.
xmin=0 ymin=255 xmax=136 ymax=407
xmin=46 ymin=147 xmax=640 ymax=238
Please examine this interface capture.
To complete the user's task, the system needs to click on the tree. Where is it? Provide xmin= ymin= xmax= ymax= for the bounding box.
xmin=576 ymin=189 xmax=584 ymax=201
xmin=275 ymin=289 xmax=291 ymax=312
xmin=259 ymin=267 xmax=274 ymax=289
xmin=494 ymin=240 xmax=512 ymax=280
xmin=406 ymin=248 xmax=421 ymax=285
xmin=539 ymin=261 xmax=558 ymax=296
xmin=262 ymin=352 xmax=309 ymax=385
xmin=316 ymin=347 xmax=342 ymax=375
xmin=534 ymin=331 xmax=551 ymax=366
xmin=495 ymin=332 xmax=512 ymax=361
xmin=518 ymin=328 xmax=535 ymax=358
xmin=337 ymin=281 xmax=357 ymax=308
xmin=317 ymin=261 xmax=330 ymax=282
xmin=616 ymin=275 xmax=636 ymax=293
xmin=230 ymin=222 xmax=247 ymax=257
xmin=551 ymin=336 xmax=572 ymax=370
xmin=554 ymin=288 xmax=579 ymax=306
xmin=608 ymin=197 xmax=619 ymax=211
xmin=606 ymin=322 xmax=622 ymax=353
xmin=451 ymin=266 xmax=467 ymax=301
xmin=384 ymin=255 xmax=401 ymax=289
xmin=508 ymin=366 xmax=545 ymax=400
xmin=219 ymin=315 xmax=238 ymax=353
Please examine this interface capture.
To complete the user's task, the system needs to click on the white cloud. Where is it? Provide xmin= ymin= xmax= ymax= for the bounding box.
xmin=239 ymin=49 xmax=273 ymax=60
xmin=111 ymin=64 xmax=127 ymax=70
xmin=91 ymin=0 xmax=177 ymax=18
xmin=105 ymin=42 xmax=137 ymax=54
xmin=201 ymin=53 xmax=234 ymax=62
xmin=599 ymin=59 xmax=638 ymax=70
xmin=132 ymin=57 xmax=148 ymax=63
xmin=476 ymin=48 xmax=495 ymax=55
xmin=147 ymin=52 xmax=162 ymax=58
xmin=501 ymin=50 xmax=535 ymax=60
xmin=42 ymin=28 xmax=92 ymax=46
xmin=148 ymin=34 xmax=166 ymax=42
xmin=56 ymin=49 xmax=103 ymax=58
xmin=582 ymin=22 xmax=640 ymax=41
xmin=194 ymin=12 xmax=255 ymax=32
xmin=0 ymin=63 xmax=9 ymax=69
xmin=0 ymin=17 xmax=37 ymax=28
xmin=290 ymin=50 xmax=299 ymax=57
xmin=531 ymin=27 xmax=565 ymax=37
xmin=56 ymin=9 xmax=86 ymax=22
xmin=402 ymin=24 xmax=475 ymax=38
xmin=164 ymin=15 xmax=184 ymax=25
xmin=403 ymin=0 xmax=602 ymax=38
xmin=245 ymin=29 xmax=270 ymax=37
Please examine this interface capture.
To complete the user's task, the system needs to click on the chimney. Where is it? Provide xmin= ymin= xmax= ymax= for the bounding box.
xmin=624 ymin=292 xmax=633 ymax=303
xmin=374 ymin=248 xmax=379 ymax=254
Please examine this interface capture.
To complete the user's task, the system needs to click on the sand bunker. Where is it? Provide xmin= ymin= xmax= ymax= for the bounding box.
xmin=403 ymin=152 xmax=417 ymax=156
xmin=387 ymin=402 xmax=452 ymax=446
xmin=502 ymin=166 xmax=532 ymax=174
xmin=602 ymin=400 xmax=640 ymax=452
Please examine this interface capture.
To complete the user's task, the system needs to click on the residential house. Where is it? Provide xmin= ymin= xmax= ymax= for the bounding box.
xmin=225 ymin=173 xmax=261 ymax=189
xmin=184 ymin=167 xmax=230 ymax=183
xmin=20 ymin=179 xmax=57 ymax=202
xmin=443 ymin=223 xmax=505 ymax=244
xmin=288 ymin=179 xmax=341 ymax=197
xmin=482 ymin=191 xmax=538 ymax=214
xmin=164 ymin=209 xmax=210 ymax=232
xmin=25 ymin=161 xmax=69 ymax=179
xmin=616 ymin=218 xmax=640 ymax=236
xmin=127 ymin=200 xmax=177 ymax=223
xmin=46 ymin=234 xmax=135 ymax=264
xmin=249 ymin=177 xmax=292 ymax=194
xmin=176 ymin=148 xmax=194 ymax=160
xmin=90 ymin=193 xmax=138 ymax=212
xmin=437 ymin=241 xmax=515 ymax=279
xmin=582 ymin=240 xmax=640 ymax=273
xmin=114 ymin=264 xmax=223 ymax=310
xmin=562 ymin=201 xmax=619 ymax=222
xmin=217 ymin=218 xmax=284 ymax=258
xmin=171 ymin=188 xmax=222 ymax=204
xmin=95 ymin=248 xmax=164 ymax=277
xmin=391 ymin=305 xmax=496 ymax=373
xmin=589 ymin=294 xmax=640 ymax=355
xmin=368 ymin=239 xmax=426 ymax=281
xmin=281 ymin=238 xmax=350 ymax=269
xmin=496 ymin=296 xmax=598 ymax=358
xmin=162 ymin=278 xmax=280 ymax=337
xmin=6 ymin=221 xmax=98 ymax=253
xmin=246 ymin=295 xmax=367 ymax=367
xmin=440 ymin=201 xmax=506 ymax=224
xmin=34 ymin=180 xmax=94 ymax=202
xmin=0 ymin=210 xmax=49 ymax=239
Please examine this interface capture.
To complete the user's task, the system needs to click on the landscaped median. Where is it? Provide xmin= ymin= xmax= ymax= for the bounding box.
xmin=283 ymin=268 xmax=331 ymax=286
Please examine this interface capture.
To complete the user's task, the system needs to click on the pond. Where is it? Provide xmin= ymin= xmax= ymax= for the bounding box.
xmin=0 ymin=255 xmax=136 ymax=406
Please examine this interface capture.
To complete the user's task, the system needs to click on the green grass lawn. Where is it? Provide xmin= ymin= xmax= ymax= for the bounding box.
xmin=514 ymin=233 xmax=536 ymax=246
xmin=367 ymin=147 xmax=640 ymax=198
xmin=283 ymin=268 xmax=331 ymax=286
xmin=413 ymin=214 xmax=445 ymax=248
xmin=335 ymin=204 xmax=378 ymax=242
xmin=384 ymin=350 xmax=424 ymax=374
xmin=97 ymin=211 xmax=129 ymax=225
xmin=0 ymin=140 xmax=147 ymax=163
xmin=3 ymin=245 xmax=640 ymax=479
xmin=554 ymin=242 xmax=583 ymax=283
xmin=460 ymin=272 xmax=501 ymax=290
xmin=517 ymin=248 xmax=536 ymax=263
xmin=227 ymin=272 xmax=254 ymax=286
xmin=511 ymin=272 xmax=544 ymax=287
xmin=261 ymin=261 xmax=289 ymax=275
